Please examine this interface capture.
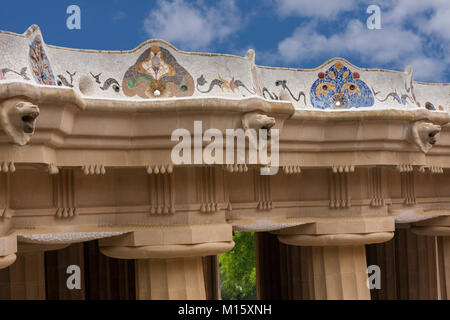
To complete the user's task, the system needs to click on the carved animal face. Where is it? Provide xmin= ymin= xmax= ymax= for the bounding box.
xmin=410 ymin=121 xmax=441 ymax=153
xmin=0 ymin=99 xmax=40 ymax=145
xmin=257 ymin=114 xmax=276 ymax=131
xmin=419 ymin=122 xmax=441 ymax=146
xmin=242 ymin=112 xmax=276 ymax=132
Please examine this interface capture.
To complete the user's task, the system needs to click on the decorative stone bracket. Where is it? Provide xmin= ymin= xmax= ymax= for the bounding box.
xmin=409 ymin=120 xmax=441 ymax=153
xmin=0 ymin=98 xmax=39 ymax=145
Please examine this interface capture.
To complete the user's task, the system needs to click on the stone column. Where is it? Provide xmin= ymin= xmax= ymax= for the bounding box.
xmin=436 ymin=237 xmax=450 ymax=299
xmin=366 ymin=227 xmax=438 ymax=300
xmin=412 ymin=216 xmax=450 ymax=299
xmin=99 ymin=229 xmax=234 ymax=300
xmin=299 ymin=245 xmax=369 ymax=300
xmin=0 ymin=250 xmax=44 ymax=299
xmin=254 ymin=232 xmax=289 ymax=299
xmin=45 ymin=243 xmax=86 ymax=300
xmin=134 ymin=256 xmax=206 ymax=300
xmin=202 ymin=255 xmax=221 ymax=300
xmin=83 ymin=240 xmax=136 ymax=300
xmin=0 ymin=243 xmax=67 ymax=300
xmin=277 ymin=231 xmax=393 ymax=300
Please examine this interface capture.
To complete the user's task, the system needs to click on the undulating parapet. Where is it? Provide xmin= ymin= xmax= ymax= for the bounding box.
xmin=0 ymin=25 xmax=448 ymax=112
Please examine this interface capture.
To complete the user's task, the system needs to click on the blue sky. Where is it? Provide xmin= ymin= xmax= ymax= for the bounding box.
xmin=1 ymin=0 xmax=449 ymax=82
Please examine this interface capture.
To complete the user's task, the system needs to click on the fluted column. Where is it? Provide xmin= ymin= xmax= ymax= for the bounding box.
xmin=366 ymin=227 xmax=438 ymax=300
xmin=255 ymin=232 xmax=298 ymax=299
xmin=276 ymin=231 xmax=393 ymax=300
xmin=202 ymin=255 xmax=221 ymax=300
xmin=436 ymin=237 xmax=450 ymax=299
xmin=0 ymin=243 xmax=67 ymax=300
xmin=412 ymin=216 xmax=450 ymax=299
xmin=135 ymin=257 xmax=206 ymax=300
xmin=99 ymin=229 xmax=234 ymax=300
xmin=0 ymin=251 xmax=45 ymax=299
xmin=302 ymin=245 xmax=369 ymax=299
xmin=83 ymin=241 xmax=136 ymax=300
xmin=45 ymin=243 xmax=86 ymax=300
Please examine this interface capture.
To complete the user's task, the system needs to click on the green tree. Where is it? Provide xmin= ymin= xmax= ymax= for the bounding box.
xmin=218 ymin=231 xmax=256 ymax=300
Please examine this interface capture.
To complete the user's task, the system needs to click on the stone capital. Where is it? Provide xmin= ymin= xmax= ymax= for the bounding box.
xmin=0 ymin=234 xmax=17 ymax=269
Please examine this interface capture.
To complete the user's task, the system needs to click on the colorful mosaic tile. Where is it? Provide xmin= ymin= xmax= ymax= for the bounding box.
xmin=29 ymin=36 xmax=55 ymax=85
xmin=310 ymin=62 xmax=374 ymax=109
xmin=196 ymin=74 xmax=254 ymax=95
xmin=122 ymin=44 xmax=194 ymax=98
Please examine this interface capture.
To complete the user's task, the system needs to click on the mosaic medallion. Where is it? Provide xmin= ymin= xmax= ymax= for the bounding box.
xmin=122 ymin=44 xmax=194 ymax=98
xmin=310 ymin=62 xmax=374 ymax=109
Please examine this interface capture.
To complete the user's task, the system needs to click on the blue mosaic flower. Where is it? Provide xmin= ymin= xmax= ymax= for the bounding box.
xmin=310 ymin=62 xmax=374 ymax=109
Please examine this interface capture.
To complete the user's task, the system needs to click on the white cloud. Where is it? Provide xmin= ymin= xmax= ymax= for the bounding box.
xmin=407 ymin=57 xmax=447 ymax=82
xmin=277 ymin=20 xmax=423 ymax=65
xmin=275 ymin=0 xmax=355 ymax=19
xmin=269 ymin=0 xmax=450 ymax=82
xmin=143 ymin=0 xmax=241 ymax=50
xmin=421 ymin=5 xmax=450 ymax=40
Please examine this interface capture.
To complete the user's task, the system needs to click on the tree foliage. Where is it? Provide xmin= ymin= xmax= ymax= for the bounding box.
xmin=218 ymin=231 xmax=256 ymax=300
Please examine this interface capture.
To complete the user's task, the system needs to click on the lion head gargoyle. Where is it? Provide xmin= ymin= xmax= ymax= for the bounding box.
xmin=241 ymin=112 xmax=276 ymax=134
xmin=0 ymin=98 xmax=40 ymax=145
xmin=409 ymin=121 xmax=441 ymax=153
